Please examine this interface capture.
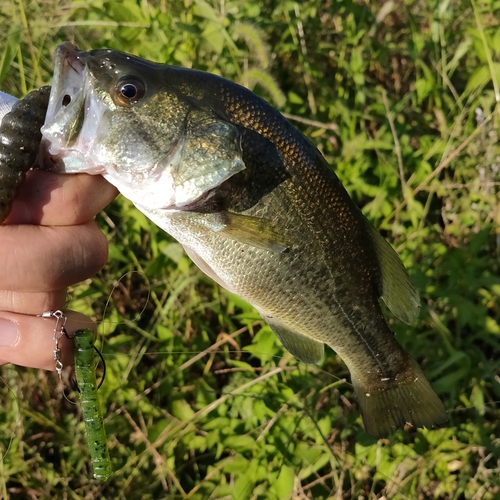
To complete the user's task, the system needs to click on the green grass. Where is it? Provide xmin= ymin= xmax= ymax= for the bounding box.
xmin=1 ymin=0 xmax=500 ymax=498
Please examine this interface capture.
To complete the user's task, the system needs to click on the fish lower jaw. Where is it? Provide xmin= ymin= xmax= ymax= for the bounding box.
xmin=38 ymin=143 xmax=105 ymax=174
xmin=102 ymin=167 xmax=220 ymax=211
xmin=102 ymin=171 xmax=177 ymax=210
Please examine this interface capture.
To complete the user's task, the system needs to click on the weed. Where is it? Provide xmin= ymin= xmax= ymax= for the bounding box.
xmin=1 ymin=0 xmax=499 ymax=498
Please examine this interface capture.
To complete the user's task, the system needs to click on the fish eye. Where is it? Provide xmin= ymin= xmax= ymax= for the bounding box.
xmin=114 ymin=77 xmax=145 ymax=106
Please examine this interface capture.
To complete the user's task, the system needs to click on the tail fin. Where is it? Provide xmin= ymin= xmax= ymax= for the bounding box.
xmin=353 ymin=360 xmax=448 ymax=438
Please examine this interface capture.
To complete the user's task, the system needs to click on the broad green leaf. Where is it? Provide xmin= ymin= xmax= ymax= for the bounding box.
xmin=270 ymin=465 xmax=294 ymax=498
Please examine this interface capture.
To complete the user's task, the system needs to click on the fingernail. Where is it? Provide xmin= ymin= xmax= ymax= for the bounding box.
xmin=0 ymin=318 xmax=19 ymax=346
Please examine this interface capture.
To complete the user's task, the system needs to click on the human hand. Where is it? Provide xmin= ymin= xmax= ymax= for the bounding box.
xmin=0 ymin=170 xmax=118 ymax=369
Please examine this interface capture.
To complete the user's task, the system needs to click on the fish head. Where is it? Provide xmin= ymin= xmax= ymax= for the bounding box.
xmin=41 ymin=43 xmax=245 ymax=210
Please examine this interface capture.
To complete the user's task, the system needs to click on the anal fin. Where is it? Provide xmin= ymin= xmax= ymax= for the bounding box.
xmin=261 ymin=314 xmax=324 ymax=365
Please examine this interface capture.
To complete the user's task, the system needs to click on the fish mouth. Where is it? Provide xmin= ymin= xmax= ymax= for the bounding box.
xmin=44 ymin=42 xmax=88 ymax=129
xmin=57 ymin=42 xmax=87 ymax=77
xmin=40 ymin=43 xmax=105 ymax=174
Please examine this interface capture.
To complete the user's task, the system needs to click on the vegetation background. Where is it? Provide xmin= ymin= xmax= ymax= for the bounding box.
xmin=1 ymin=0 xmax=499 ymax=498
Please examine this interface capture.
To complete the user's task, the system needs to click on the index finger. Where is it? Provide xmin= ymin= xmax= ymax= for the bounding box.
xmin=3 ymin=171 xmax=119 ymax=226
xmin=0 ymin=310 xmax=95 ymax=370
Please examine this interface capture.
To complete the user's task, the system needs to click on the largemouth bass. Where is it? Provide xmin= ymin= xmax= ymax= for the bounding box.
xmin=40 ymin=43 xmax=448 ymax=438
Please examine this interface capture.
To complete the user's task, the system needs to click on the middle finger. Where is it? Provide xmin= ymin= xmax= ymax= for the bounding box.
xmin=0 ymin=220 xmax=108 ymax=292
xmin=0 ymin=289 xmax=67 ymax=315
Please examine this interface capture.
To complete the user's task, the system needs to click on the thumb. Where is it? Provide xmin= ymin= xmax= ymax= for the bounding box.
xmin=0 ymin=310 xmax=96 ymax=370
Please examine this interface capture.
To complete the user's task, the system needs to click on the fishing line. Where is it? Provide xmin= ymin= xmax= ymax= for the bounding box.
xmin=6 ymin=230 xmax=491 ymax=487
xmin=95 ymin=269 xmax=152 ymax=365
xmin=1 ymin=335 xmax=497 ymax=496
xmin=101 ymin=270 xmax=151 ymax=328
xmin=68 ymin=342 xmax=107 ymax=398
xmin=96 ymin=345 xmax=500 ymax=412
xmin=108 ymin=354 xmax=490 ymax=498
xmin=53 ymin=272 xmax=147 ymax=405
xmin=94 ymin=345 xmax=107 ymax=390
xmin=1 ymin=27 xmax=497 ymax=498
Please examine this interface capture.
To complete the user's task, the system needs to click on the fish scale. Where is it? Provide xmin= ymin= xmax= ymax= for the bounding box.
xmin=39 ymin=43 xmax=448 ymax=438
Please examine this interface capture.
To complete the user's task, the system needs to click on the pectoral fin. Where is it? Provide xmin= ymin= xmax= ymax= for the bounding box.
xmin=366 ymin=221 xmax=420 ymax=324
xmin=261 ymin=313 xmax=324 ymax=364
xmin=193 ymin=211 xmax=292 ymax=253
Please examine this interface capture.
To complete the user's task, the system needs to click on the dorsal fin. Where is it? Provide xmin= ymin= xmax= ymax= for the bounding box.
xmin=365 ymin=221 xmax=420 ymax=325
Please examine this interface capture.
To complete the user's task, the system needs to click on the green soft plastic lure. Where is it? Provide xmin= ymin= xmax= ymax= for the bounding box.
xmin=73 ymin=328 xmax=112 ymax=481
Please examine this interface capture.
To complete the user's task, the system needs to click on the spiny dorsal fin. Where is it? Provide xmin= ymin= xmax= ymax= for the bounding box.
xmin=365 ymin=221 xmax=420 ymax=324
xmin=261 ymin=313 xmax=324 ymax=364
